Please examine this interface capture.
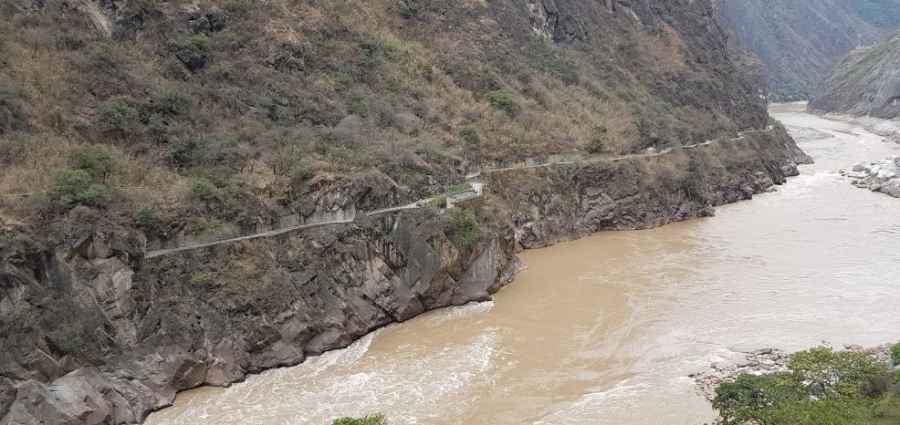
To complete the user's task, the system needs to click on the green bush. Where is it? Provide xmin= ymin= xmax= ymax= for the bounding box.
xmin=486 ymin=89 xmax=518 ymax=116
xmin=174 ymin=34 xmax=210 ymax=72
xmin=429 ymin=195 xmax=448 ymax=209
xmin=713 ymin=346 xmax=897 ymax=425
xmin=348 ymin=96 xmax=369 ymax=117
xmin=96 ymin=97 xmax=139 ymax=132
xmin=398 ymin=4 xmax=418 ymax=19
xmin=191 ymin=180 xmax=215 ymax=201
xmin=459 ymin=128 xmax=480 ymax=146
xmin=170 ymin=138 xmax=208 ymax=168
xmin=891 ymin=343 xmax=900 ymax=366
xmin=448 ymin=183 xmax=469 ymax=194
xmin=150 ymin=89 xmax=192 ymax=117
xmin=136 ymin=207 xmax=159 ymax=228
xmin=788 ymin=347 xmax=885 ymax=399
xmin=449 ymin=208 xmax=479 ymax=249
xmin=332 ymin=415 xmax=386 ymax=425
xmin=0 ymin=86 xmax=28 ymax=134
xmin=70 ymin=147 xmax=113 ymax=181
xmin=360 ymin=39 xmax=390 ymax=70
xmin=586 ymin=125 xmax=608 ymax=154
xmin=52 ymin=169 xmax=111 ymax=209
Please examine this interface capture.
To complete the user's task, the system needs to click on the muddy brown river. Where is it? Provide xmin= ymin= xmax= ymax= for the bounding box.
xmin=147 ymin=103 xmax=900 ymax=425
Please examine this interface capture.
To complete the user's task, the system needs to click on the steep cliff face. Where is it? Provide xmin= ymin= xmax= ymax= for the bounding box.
xmin=489 ymin=126 xmax=811 ymax=248
xmin=717 ymin=0 xmax=887 ymax=101
xmin=0 ymin=127 xmax=811 ymax=425
xmin=810 ymin=31 xmax=900 ymax=120
xmin=1 ymin=0 xmax=775 ymax=286
xmin=1 ymin=204 xmax=520 ymax=424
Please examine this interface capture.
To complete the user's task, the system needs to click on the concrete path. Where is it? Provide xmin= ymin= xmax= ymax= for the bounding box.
xmin=145 ymin=219 xmax=354 ymax=259
xmin=144 ymin=129 xmax=772 ymax=259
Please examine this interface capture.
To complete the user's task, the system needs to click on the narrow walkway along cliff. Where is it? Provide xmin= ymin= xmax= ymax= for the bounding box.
xmin=0 ymin=0 xmax=813 ymax=423
xmin=0 ymin=125 xmax=810 ymax=424
xmin=143 ymin=129 xmax=779 ymax=260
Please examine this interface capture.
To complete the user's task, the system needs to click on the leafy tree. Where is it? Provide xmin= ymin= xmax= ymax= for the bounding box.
xmin=486 ymin=89 xmax=518 ymax=116
xmin=51 ymin=169 xmax=111 ymax=209
xmin=449 ymin=208 xmax=479 ymax=249
xmin=788 ymin=347 xmax=885 ymax=399
xmin=891 ymin=343 xmax=900 ymax=366
xmin=712 ymin=347 xmax=898 ymax=425
xmin=149 ymin=89 xmax=192 ymax=117
xmin=96 ymin=97 xmax=139 ymax=133
xmin=70 ymin=147 xmax=113 ymax=181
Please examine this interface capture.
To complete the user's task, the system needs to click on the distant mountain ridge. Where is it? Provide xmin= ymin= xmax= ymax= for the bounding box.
xmin=717 ymin=0 xmax=900 ymax=101
xmin=810 ymin=30 xmax=900 ymax=119
xmin=850 ymin=0 xmax=900 ymax=29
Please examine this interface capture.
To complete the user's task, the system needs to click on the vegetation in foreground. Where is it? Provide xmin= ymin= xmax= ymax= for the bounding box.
xmin=332 ymin=414 xmax=387 ymax=425
xmin=712 ymin=344 xmax=900 ymax=425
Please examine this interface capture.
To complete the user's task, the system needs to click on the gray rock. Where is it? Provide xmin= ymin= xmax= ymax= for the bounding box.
xmin=844 ymin=156 xmax=900 ymax=198
xmin=0 ymin=125 xmax=811 ymax=425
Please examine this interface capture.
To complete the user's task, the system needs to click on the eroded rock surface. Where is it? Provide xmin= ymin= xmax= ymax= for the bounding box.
xmin=842 ymin=157 xmax=900 ymax=198
xmin=0 ymin=126 xmax=811 ymax=424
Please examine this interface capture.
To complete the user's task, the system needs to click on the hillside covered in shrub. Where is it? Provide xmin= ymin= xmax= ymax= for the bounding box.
xmin=0 ymin=0 xmax=767 ymax=238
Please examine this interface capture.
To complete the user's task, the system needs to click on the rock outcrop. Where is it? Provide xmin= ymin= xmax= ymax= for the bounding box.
xmin=1 ymin=206 xmax=519 ymax=425
xmin=842 ymin=157 xmax=900 ymax=198
xmin=810 ymin=31 xmax=900 ymax=120
xmin=0 ymin=126 xmax=812 ymax=425
xmin=488 ymin=127 xmax=812 ymax=248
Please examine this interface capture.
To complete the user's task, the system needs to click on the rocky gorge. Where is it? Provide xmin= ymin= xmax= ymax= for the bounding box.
xmin=0 ymin=0 xmax=819 ymax=424
xmin=0 ymin=126 xmax=811 ymax=425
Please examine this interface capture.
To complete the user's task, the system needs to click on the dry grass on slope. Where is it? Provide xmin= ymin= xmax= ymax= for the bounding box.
xmin=0 ymin=0 xmax=756 ymax=236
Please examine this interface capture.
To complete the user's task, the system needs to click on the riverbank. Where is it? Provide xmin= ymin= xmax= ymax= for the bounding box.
xmin=842 ymin=157 xmax=900 ymax=198
xmin=797 ymin=102 xmax=900 ymax=199
xmin=806 ymin=101 xmax=900 ymax=144
xmin=696 ymin=343 xmax=900 ymax=425
xmin=143 ymin=105 xmax=900 ymax=425
xmin=1 ymin=123 xmax=810 ymax=424
xmin=692 ymin=344 xmax=895 ymax=403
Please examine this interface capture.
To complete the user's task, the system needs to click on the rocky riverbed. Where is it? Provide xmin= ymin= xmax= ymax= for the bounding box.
xmin=841 ymin=157 xmax=900 ymax=198
xmin=691 ymin=348 xmax=791 ymax=401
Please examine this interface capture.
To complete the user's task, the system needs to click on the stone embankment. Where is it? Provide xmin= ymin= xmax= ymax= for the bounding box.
xmin=841 ymin=157 xmax=900 ymax=198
